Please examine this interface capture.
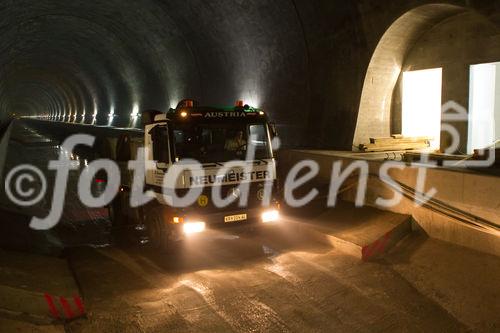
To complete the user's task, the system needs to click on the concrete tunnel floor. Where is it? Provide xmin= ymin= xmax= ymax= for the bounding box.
xmin=0 ymin=120 xmax=499 ymax=332
xmin=3 ymin=227 xmax=500 ymax=332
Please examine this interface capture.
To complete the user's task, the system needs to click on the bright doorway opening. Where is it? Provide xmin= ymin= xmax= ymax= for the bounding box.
xmin=468 ymin=62 xmax=500 ymax=154
xmin=402 ymin=68 xmax=443 ymax=149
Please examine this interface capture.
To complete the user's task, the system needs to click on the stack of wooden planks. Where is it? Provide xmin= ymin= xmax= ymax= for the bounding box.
xmin=403 ymin=151 xmax=468 ymax=166
xmin=358 ymin=135 xmax=431 ymax=152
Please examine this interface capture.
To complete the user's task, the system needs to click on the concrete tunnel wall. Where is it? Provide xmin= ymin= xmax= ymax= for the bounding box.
xmin=1 ymin=0 xmax=500 ymax=149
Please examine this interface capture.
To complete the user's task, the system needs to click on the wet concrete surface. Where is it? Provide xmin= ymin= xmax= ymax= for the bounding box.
xmin=65 ymin=223 xmax=471 ymax=333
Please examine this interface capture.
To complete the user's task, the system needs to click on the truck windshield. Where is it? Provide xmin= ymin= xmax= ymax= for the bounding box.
xmin=172 ymin=123 xmax=272 ymax=163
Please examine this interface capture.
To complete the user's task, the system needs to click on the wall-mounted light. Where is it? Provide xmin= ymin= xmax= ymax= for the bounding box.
xmin=238 ymin=87 xmax=261 ymax=108
xmin=131 ymin=103 xmax=139 ymax=118
xmin=108 ymin=105 xmax=115 ymax=126
xmin=91 ymin=101 xmax=98 ymax=124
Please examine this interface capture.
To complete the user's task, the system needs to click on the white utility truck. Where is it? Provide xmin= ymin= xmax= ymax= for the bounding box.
xmin=109 ymin=99 xmax=281 ymax=251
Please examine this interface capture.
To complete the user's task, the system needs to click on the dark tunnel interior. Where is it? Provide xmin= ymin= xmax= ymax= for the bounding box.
xmin=0 ymin=0 xmax=312 ymax=146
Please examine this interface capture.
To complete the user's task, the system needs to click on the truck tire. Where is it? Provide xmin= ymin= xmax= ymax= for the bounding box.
xmin=145 ymin=207 xmax=178 ymax=253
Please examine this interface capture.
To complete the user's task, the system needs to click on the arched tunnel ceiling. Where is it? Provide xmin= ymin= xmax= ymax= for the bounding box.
xmin=0 ymin=0 xmax=200 ymax=128
xmin=0 ymin=0 xmax=309 ymax=142
xmin=1 ymin=0 xmax=499 ymax=148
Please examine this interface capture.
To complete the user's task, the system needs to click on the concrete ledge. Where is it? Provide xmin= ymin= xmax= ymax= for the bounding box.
xmin=0 ymin=250 xmax=85 ymax=323
xmin=0 ymin=285 xmax=55 ymax=324
xmin=280 ymin=149 xmax=500 ymax=257
xmin=0 ymin=318 xmax=64 ymax=332
xmin=287 ymin=201 xmax=412 ymax=260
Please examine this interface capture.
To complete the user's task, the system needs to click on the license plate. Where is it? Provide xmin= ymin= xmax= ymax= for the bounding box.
xmin=224 ymin=214 xmax=247 ymax=223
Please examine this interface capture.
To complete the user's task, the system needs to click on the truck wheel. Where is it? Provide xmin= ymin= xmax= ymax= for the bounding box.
xmin=145 ymin=208 xmax=177 ymax=253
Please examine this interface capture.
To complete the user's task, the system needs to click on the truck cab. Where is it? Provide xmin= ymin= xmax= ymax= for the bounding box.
xmin=112 ymin=100 xmax=281 ymax=251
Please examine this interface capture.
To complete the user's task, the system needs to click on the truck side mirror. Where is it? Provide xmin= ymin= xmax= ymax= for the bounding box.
xmin=148 ymin=125 xmax=170 ymax=164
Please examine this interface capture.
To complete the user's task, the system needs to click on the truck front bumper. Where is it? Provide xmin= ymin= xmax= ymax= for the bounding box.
xmin=177 ymin=206 xmax=281 ymax=237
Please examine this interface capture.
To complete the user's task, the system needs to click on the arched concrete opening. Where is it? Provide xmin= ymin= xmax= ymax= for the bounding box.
xmin=352 ymin=4 xmax=473 ymax=149
xmin=393 ymin=10 xmax=500 ymax=153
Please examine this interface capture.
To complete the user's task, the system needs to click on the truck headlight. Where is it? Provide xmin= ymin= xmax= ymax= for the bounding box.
xmin=183 ymin=221 xmax=206 ymax=234
xmin=261 ymin=210 xmax=280 ymax=223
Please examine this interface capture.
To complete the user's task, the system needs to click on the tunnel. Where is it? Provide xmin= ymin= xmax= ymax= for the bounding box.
xmin=0 ymin=1 xmax=499 ymax=332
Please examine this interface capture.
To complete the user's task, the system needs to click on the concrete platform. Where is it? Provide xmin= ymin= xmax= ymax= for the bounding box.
xmin=0 ymin=250 xmax=85 ymax=324
xmin=287 ymin=200 xmax=412 ymax=260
